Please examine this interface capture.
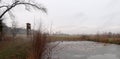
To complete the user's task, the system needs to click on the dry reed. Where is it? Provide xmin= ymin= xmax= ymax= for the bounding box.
xmin=27 ymin=31 xmax=52 ymax=59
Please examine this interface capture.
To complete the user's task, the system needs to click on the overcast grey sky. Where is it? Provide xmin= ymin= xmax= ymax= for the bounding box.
xmin=3 ymin=0 xmax=120 ymax=34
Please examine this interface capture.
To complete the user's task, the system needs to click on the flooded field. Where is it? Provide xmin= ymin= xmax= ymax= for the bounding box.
xmin=52 ymin=41 xmax=120 ymax=59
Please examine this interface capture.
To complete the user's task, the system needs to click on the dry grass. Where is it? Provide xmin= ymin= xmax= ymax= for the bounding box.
xmin=49 ymin=34 xmax=120 ymax=45
xmin=27 ymin=32 xmax=52 ymax=59
xmin=0 ymin=31 xmax=53 ymax=59
xmin=49 ymin=35 xmax=82 ymax=41
xmin=0 ymin=36 xmax=28 ymax=59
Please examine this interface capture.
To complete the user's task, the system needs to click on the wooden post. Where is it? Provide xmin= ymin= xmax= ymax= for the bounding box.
xmin=26 ymin=23 xmax=31 ymax=37
xmin=0 ymin=19 xmax=3 ymax=41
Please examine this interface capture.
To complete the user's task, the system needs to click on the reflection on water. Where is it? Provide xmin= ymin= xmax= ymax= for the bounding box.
xmin=52 ymin=41 xmax=120 ymax=59
xmin=88 ymin=54 xmax=119 ymax=59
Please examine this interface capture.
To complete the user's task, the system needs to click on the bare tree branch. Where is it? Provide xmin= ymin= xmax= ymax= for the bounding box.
xmin=0 ymin=5 xmax=8 ymax=8
xmin=0 ymin=1 xmax=19 ymax=19
xmin=17 ymin=2 xmax=47 ymax=13
xmin=0 ymin=1 xmax=47 ymax=20
xmin=8 ymin=10 xmax=15 ymax=20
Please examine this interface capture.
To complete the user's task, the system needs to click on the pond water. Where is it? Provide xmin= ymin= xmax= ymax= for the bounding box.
xmin=52 ymin=41 xmax=120 ymax=59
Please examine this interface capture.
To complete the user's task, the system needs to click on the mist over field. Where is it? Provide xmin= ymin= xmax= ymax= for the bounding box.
xmin=1 ymin=0 xmax=120 ymax=59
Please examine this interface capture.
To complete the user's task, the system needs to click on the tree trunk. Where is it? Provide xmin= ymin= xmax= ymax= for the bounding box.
xmin=0 ymin=19 xmax=3 ymax=41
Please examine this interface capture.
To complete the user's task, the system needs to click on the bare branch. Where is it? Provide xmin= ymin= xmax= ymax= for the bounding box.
xmin=0 ymin=1 xmax=19 ymax=19
xmin=0 ymin=5 xmax=8 ymax=8
xmin=0 ymin=1 xmax=47 ymax=19
xmin=8 ymin=10 xmax=15 ymax=20
xmin=17 ymin=2 xmax=47 ymax=13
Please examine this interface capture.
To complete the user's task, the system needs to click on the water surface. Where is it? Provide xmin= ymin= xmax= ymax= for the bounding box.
xmin=52 ymin=41 xmax=120 ymax=59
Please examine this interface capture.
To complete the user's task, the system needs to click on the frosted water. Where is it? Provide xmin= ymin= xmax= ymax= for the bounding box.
xmin=52 ymin=41 xmax=120 ymax=59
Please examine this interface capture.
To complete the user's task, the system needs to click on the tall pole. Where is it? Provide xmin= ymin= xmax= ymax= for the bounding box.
xmin=0 ymin=19 xmax=3 ymax=41
xmin=26 ymin=23 xmax=31 ymax=37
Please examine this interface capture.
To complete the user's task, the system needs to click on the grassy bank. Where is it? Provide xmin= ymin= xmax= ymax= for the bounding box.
xmin=0 ymin=36 xmax=29 ymax=59
xmin=0 ymin=32 xmax=53 ymax=59
xmin=49 ymin=34 xmax=120 ymax=45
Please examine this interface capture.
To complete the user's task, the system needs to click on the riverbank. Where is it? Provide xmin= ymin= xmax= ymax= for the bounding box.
xmin=49 ymin=35 xmax=120 ymax=45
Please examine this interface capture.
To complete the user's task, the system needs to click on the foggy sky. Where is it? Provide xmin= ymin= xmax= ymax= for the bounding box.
xmin=3 ymin=0 xmax=120 ymax=34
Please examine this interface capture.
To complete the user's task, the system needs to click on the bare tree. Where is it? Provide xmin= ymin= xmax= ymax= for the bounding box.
xmin=0 ymin=0 xmax=47 ymax=40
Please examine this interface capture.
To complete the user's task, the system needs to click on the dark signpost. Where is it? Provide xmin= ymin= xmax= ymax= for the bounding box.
xmin=26 ymin=23 xmax=31 ymax=37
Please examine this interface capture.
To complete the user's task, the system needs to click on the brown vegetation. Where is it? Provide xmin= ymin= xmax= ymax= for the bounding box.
xmin=0 ymin=31 xmax=54 ymax=59
xmin=27 ymin=32 xmax=52 ymax=59
xmin=50 ymin=32 xmax=120 ymax=44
